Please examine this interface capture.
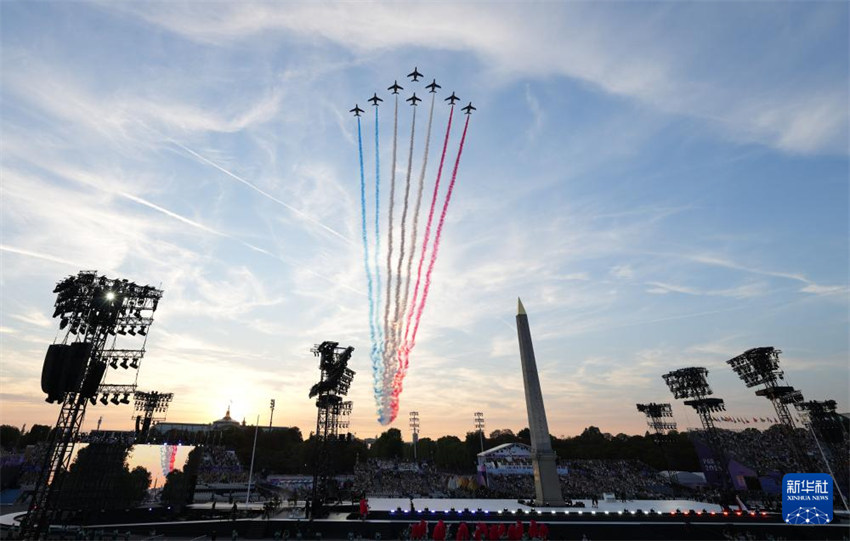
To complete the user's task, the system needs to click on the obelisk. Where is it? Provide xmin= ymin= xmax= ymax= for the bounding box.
xmin=516 ymin=298 xmax=565 ymax=506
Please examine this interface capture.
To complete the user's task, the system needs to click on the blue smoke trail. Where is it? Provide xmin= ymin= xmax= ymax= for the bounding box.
xmin=357 ymin=117 xmax=379 ymax=402
xmin=371 ymin=106 xmax=384 ymax=401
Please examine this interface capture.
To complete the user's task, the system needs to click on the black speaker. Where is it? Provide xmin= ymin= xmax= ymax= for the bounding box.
xmin=62 ymin=342 xmax=92 ymax=393
xmin=80 ymin=361 xmax=107 ymax=399
xmin=41 ymin=344 xmax=70 ymax=403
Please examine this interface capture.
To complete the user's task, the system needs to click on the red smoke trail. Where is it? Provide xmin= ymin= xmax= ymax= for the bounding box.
xmin=401 ymin=106 xmax=454 ymax=350
xmin=391 ymin=113 xmax=470 ymax=413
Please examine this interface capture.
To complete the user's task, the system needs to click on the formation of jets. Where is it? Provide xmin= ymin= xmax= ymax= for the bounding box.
xmin=352 ymin=68 xmax=475 ymax=117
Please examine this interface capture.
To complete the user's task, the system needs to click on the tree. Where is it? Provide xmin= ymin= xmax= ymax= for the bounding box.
xmin=516 ymin=428 xmax=530 ymax=444
xmin=488 ymin=429 xmax=520 ymax=447
xmin=182 ymin=447 xmax=203 ymax=504
xmin=59 ymin=443 xmax=151 ymax=510
xmin=434 ymin=436 xmax=467 ymax=472
xmin=370 ymin=428 xmax=404 ymax=459
xmin=129 ymin=466 xmax=152 ymax=504
xmin=160 ymin=470 xmax=189 ymax=510
xmin=19 ymin=424 xmax=51 ymax=447
xmin=0 ymin=425 xmax=21 ymax=450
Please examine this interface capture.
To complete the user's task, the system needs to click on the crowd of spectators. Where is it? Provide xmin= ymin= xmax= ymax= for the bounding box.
xmin=354 ymin=460 xmax=449 ymax=497
xmin=711 ymin=428 xmax=814 ymax=475
xmin=560 ymin=459 xmax=671 ymax=500
xmin=353 ymin=458 xmax=674 ymax=501
xmin=485 ymin=459 xmax=672 ymax=501
xmin=8 ymin=443 xmax=49 ymax=487
xmin=197 ymin=446 xmax=248 ymax=484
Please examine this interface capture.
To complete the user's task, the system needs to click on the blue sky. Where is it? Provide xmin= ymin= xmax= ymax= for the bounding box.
xmin=1 ymin=2 xmax=847 ymax=439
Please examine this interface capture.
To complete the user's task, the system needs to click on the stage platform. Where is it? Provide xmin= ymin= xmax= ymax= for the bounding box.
xmin=3 ymin=498 xmax=848 ymax=540
xmin=364 ymin=497 xmax=724 ymax=514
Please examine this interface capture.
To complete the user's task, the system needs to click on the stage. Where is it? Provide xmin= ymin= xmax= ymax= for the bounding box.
xmin=3 ymin=498 xmax=848 ymax=540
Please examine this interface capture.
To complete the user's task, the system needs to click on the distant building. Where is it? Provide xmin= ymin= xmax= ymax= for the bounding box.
xmin=211 ymin=406 xmax=241 ymax=431
xmin=477 ymin=443 xmax=569 ymax=476
xmin=155 ymin=406 xmax=287 ymax=435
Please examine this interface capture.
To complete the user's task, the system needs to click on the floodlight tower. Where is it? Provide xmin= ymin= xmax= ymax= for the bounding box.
xmin=133 ymin=391 xmax=174 ymax=443
xmin=409 ymin=411 xmax=420 ymax=461
xmin=726 ymin=347 xmax=811 ymax=470
xmin=22 ymin=271 xmax=162 ymax=539
xmin=308 ymin=341 xmax=355 ymax=518
xmin=796 ymin=399 xmax=849 ymax=511
xmin=726 ymin=348 xmax=803 ymax=427
xmin=662 ymin=367 xmax=732 ymax=492
xmin=474 ymin=412 xmax=485 ymax=453
xmin=635 ymin=402 xmax=678 ymax=483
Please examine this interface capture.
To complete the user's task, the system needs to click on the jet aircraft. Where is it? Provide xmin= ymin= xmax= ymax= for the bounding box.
xmin=406 ymin=93 xmax=422 ymax=106
xmin=368 ymin=93 xmax=383 ymax=106
xmin=462 ymin=102 xmax=476 ymax=115
xmin=445 ymin=92 xmax=460 ymax=105
xmin=407 ymin=67 xmax=423 ymax=81
xmin=425 ymin=79 xmax=441 ymax=93
xmin=350 ymin=104 xmax=364 ymax=117
xmin=388 ymin=81 xmax=403 ymax=94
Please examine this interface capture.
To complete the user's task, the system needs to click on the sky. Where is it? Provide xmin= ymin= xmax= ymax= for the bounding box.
xmin=1 ymin=2 xmax=847 ymax=441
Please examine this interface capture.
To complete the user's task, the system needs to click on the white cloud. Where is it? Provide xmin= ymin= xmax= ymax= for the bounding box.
xmin=106 ymin=2 xmax=848 ymax=155
xmin=10 ymin=310 xmax=53 ymax=329
xmin=800 ymin=284 xmax=849 ymax=297
xmin=610 ymin=265 xmax=634 ymax=279
xmin=645 ymin=281 xmax=767 ymax=299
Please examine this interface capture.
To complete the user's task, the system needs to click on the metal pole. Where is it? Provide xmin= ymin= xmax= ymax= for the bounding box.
xmin=246 ymin=415 xmax=259 ymax=504
xmin=269 ymin=399 xmax=275 ymax=429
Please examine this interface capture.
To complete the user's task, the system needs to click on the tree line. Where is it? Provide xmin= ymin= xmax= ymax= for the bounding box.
xmin=1 ymin=423 xmax=700 ymax=482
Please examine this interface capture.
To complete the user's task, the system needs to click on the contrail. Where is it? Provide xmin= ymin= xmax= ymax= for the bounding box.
xmin=378 ymin=94 xmax=400 ymax=423
xmin=402 ymin=105 xmax=455 ymax=355
xmin=396 ymin=113 xmax=471 ymax=401
xmin=397 ymin=93 xmax=435 ymax=376
xmin=0 ymin=245 xmax=85 ymax=269
xmin=169 ymin=139 xmax=352 ymax=245
xmin=371 ymin=106 xmax=385 ymax=404
xmin=122 ymin=192 xmax=365 ymax=295
xmin=356 ymin=117 xmax=381 ymax=400
xmin=385 ymin=102 xmax=417 ymax=419
xmin=389 ymin=107 xmax=416 ymax=358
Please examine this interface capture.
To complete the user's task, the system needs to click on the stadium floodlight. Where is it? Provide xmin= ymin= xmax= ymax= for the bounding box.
xmin=726 ymin=347 xmax=783 ymax=388
xmin=662 ymin=366 xmax=732 ymax=492
xmin=410 ymin=411 xmax=420 ymax=460
xmin=662 ymin=367 xmax=712 ymax=399
xmin=474 ymin=412 xmax=485 ymax=453
xmin=726 ymin=346 xmax=805 ymax=431
xmin=726 ymin=347 xmax=818 ymax=472
xmin=636 ymin=403 xmax=677 ymax=432
xmin=309 ymin=341 xmax=356 ymax=518
xmin=132 ymin=390 xmax=173 ymax=444
xmin=796 ymin=399 xmax=846 ymax=444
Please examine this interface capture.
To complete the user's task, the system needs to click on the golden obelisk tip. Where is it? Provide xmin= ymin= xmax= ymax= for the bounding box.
xmin=517 ymin=297 xmax=526 ymax=315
